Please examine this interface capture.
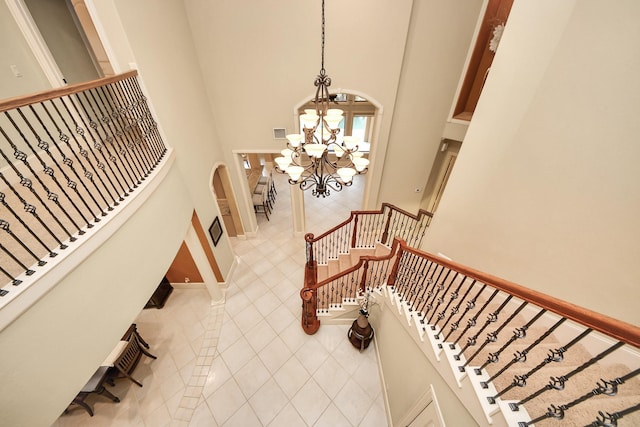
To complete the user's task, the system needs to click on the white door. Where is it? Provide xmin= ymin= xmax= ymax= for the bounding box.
xmin=400 ymin=385 xmax=446 ymax=427
xmin=407 ymin=401 xmax=443 ymax=427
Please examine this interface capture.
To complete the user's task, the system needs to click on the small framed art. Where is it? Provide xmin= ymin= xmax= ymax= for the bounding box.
xmin=209 ymin=217 xmax=223 ymax=247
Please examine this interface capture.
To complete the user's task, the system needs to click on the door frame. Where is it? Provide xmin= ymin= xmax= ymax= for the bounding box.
xmin=4 ymin=0 xmax=65 ymax=87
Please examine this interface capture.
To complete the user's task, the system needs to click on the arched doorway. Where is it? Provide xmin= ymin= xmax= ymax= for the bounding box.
xmin=286 ymin=90 xmax=383 ymax=236
xmin=212 ymin=164 xmax=244 ymax=237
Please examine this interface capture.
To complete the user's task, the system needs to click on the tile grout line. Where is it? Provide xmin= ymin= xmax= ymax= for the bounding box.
xmin=172 ymin=300 xmax=225 ymax=423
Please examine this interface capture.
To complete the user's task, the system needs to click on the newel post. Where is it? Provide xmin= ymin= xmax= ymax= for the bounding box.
xmin=351 ymin=215 xmax=359 ymax=248
xmin=301 ymin=233 xmax=320 ymax=334
xmin=305 ymin=233 xmax=315 ymax=268
xmin=359 ymin=259 xmax=369 ymax=293
xmin=381 ymin=207 xmax=393 ymax=245
xmin=386 ymin=240 xmax=405 ymax=289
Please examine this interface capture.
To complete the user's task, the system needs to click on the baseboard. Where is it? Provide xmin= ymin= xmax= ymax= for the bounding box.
xmin=170 ymin=282 xmax=205 ymax=289
xmin=374 ymin=337 xmax=394 ymax=427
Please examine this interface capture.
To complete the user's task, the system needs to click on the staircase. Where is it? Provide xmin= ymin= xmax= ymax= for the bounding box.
xmin=300 ymin=204 xmax=640 ymax=427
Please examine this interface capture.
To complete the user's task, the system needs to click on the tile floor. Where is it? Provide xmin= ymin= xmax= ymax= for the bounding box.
xmin=53 ymin=173 xmax=388 ymax=426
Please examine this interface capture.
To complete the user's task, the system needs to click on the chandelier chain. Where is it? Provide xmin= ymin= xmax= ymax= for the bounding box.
xmin=321 ymin=0 xmax=325 ymax=74
xmin=273 ymin=0 xmax=369 ymax=198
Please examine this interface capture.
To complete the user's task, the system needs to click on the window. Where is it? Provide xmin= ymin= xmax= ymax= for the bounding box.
xmin=298 ymin=94 xmax=376 ymax=149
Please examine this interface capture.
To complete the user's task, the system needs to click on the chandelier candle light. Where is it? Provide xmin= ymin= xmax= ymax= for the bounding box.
xmin=274 ymin=0 xmax=369 ymax=197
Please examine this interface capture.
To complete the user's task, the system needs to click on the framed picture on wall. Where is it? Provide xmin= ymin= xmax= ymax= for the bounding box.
xmin=209 ymin=217 xmax=223 ymax=247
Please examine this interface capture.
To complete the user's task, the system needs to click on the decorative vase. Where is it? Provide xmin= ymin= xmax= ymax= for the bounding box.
xmin=348 ymin=313 xmax=374 ymax=352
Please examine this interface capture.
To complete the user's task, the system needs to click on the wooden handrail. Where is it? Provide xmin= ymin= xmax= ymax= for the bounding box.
xmin=0 ymin=70 xmax=138 ymax=113
xmin=380 ymin=202 xmax=433 ymax=221
xmin=305 ymin=202 xmax=433 ymax=244
xmin=397 ymin=241 xmax=640 ymax=348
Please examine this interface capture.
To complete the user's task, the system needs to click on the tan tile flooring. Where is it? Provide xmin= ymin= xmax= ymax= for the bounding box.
xmin=53 ymin=173 xmax=387 ymax=426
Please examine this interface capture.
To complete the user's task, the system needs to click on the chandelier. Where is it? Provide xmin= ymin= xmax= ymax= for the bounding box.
xmin=274 ymin=0 xmax=369 ymax=198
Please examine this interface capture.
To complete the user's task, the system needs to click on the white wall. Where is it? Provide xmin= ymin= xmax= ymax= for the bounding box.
xmin=376 ymin=0 xmax=483 ymax=212
xmin=183 ymin=0 xmax=413 ymax=215
xmin=0 ymin=162 xmax=194 ymax=426
xmin=423 ymin=1 xmax=640 ymax=326
xmin=374 ymin=303 xmax=477 ymax=425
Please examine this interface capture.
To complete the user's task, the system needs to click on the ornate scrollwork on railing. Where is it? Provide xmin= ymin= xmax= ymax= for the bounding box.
xmin=0 ymin=71 xmax=167 ymax=298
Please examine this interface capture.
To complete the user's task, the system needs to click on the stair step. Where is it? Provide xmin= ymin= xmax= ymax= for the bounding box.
xmin=316 ymin=264 xmax=328 ymax=283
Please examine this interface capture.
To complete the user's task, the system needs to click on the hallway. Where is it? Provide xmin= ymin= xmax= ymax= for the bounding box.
xmin=54 ymin=173 xmax=387 ymax=426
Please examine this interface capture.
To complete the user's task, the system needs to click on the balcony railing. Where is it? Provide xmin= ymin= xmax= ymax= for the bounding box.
xmin=0 ymin=71 xmax=166 ymax=302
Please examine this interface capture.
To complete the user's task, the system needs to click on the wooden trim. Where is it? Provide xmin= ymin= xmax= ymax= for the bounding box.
xmin=191 ymin=211 xmax=224 ymax=282
xmin=0 ymin=70 xmax=137 ymax=112
xmin=453 ymin=0 xmax=513 ymax=120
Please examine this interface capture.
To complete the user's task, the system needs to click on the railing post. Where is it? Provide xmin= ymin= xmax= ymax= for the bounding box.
xmin=386 ymin=239 xmax=405 ymax=288
xmin=351 ymin=215 xmax=358 ymax=248
xmin=359 ymin=259 xmax=369 ymax=293
xmin=381 ymin=206 xmax=393 ymax=245
xmin=301 ymin=233 xmax=320 ymax=334
xmin=305 ymin=233 xmax=315 ymax=268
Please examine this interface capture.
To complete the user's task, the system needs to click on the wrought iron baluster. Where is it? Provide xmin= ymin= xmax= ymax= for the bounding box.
xmin=423 ymin=269 xmax=454 ymax=321
xmin=68 ymin=94 xmax=121 ymax=207
xmin=481 ymin=317 xmax=566 ymax=390
xmin=489 ymin=327 xmax=592 ymax=402
xmin=0 ymin=188 xmax=57 ymax=260
xmin=0 ymin=218 xmax=43 ymax=276
xmin=427 ymin=271 xmax=460 ymax=324
xmin=519 ymin=368 xmax=640 ymax=427
xmin=28 ymin=104 xmax=95 ymax=229
xmin=123 ymin=76 xmax=166 ymax=160
xmin=476 ymin=308 xmax=546 ymax=375
xmin=59 ymin=97 xmax=116 ymax=210
xmin=412 ymin=260 xmax=438 ymax=316
xmin=95 ymin=85 xmax=147 ymax=178
xmin=461 ymin=300 xmax=528 ymax=370
xmin=318 ymin=285 xmax=327 ymax=314
xmin=93 ymin=86 xmax=144 ymax=183
xmin=397 ymin=252 xmax=422 ymax=303
xmin=0 ymin=144 xmax=73 ymax=248
xmin=584 ymin=403 xmax=640 ymax=427
xmin=393 ymin=251 xmax=414 ymax=297
xmin=450 ymin=289 xmax=500 ymax=352
xmin=77 ymin=90 xmax=129 ymax=198
xmin=104 ymin=82 xmax=154 ymax=173
xmin=40 ymin=100 xmax=102 ymax=221
xmin=389 ymin=211 xmax=400 ymax=243
xmin=456 ymin=294 xmax=512 ymax=361
xmin=49 ymin=98 xmax=108 ymax=216
xmin=443 ymin=283 xmax=487 ymax=342
xmin=431 ymin=274 xmax=466 ymax=329
xmin=436 ymin=279 xmax=476 ymax=338
xmin=397 ymin=214 xmax=409 ymax=242
xmin=415 ymin=216 xmax=430 ymax=247
xmin=405 ymin=256 xmax=429 ymax=310
xmin=0 ymin=257 xmax=25 ymax=287
xmin=348 ymin=269 xmax=358 ymax=302
xmin=10 ymin=109 xmax=85 ymax=235
xmin=85 ymin=87 xmax=139 ymax=190
xmin=511 ymin=341 xmax=625 ymax=411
